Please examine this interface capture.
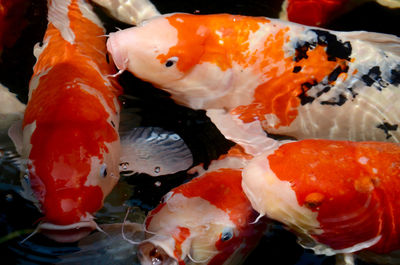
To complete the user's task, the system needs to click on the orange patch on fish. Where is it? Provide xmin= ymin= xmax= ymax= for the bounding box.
xmin=267 ymin=140 xmax=400 ymax=252
xmin=175 ymin=168 xmax=250 ymax=226
xmin=232 ymin=44 xmax=349 ymax=128
xmin=172 ymin=226 xmax=191 ymax=261
xmin=158 ymin=14 xmax=269 ymax=72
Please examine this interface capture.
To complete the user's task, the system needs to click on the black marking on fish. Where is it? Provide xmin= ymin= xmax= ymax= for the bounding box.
xmin=111 ymin=120 xmax=115 ymax=128
xmin=376 ymin=122 xmax=398 ymax=139
xmin=347 ymin=87 xmax=358 ymax=99
xmin=106 ymin=52 xmax=110 ymax=64
xmin=361 ymin=66 xmax=389 ymax=90
xmin=299 ymin=81 xmax=317 ymax=105
xmin=320 ymin=94 xmax=347 ymax=106
xmin=328 ymin=65 xmax=349 ymax=83
xmin=311 ymin=30 xmax=352 ymax=61
xmin=316 ymin=86 xmax=331 ymax=97
xmin=293 ymin=66 xmax=302 ymax=73
xmin=294 ymin=42 xmax=312 ymax=62
xmin=390 ymin=65 xmax=400 ymax=86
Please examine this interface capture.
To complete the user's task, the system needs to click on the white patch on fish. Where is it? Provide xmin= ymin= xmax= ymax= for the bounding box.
xmin=48 ymin=0 xmax=75 ymax=43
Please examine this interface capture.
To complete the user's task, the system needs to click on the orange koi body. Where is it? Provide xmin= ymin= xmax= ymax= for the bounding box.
xmin=280 ymin=0 xmax=400 ymax=27
xmin=22 ymin=0 xmax=122 ymax=242
xmin=242 ymin=139 xmax=400 ymax=261
xmin=107 ymin=13 xmax=400 ymax=156
xmin=139 ymin=146 xmax=267 ymax=265
xmin=281 ymin=0 xmax=353 ymax=26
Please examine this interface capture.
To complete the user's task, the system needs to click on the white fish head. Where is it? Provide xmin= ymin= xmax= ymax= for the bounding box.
xmin=107 ymin=16 xmax=185 ymax=83
xmin=107 ymin=14 xmax=234 ymax=109
xmin=138 ymin=192 xmax=243 ymax=264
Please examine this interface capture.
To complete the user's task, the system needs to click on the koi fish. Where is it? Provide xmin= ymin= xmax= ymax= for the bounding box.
xmin=8 ymin=0 xmax=123 ymax=243
xmin=139 ymin=146 xmax=267 ymax=265
xmin=242 ymin=139 xmax=400 ymax=264
xmin=279 ymin=0 xmax=400 ymax=27
xmin=107 ymin=13 xmax=400 ymax=156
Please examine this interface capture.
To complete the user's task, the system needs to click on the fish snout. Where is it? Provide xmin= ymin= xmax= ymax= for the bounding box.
xmin=107 ymin=32 xmax=128 ymax=72
xmin=138 ymin=241 xmax=178 ymax=265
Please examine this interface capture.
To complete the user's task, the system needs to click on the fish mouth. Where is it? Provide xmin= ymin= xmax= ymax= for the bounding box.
xmin=138 ymin=241 xmax=178 ymax=265
xmin=38 ymin=220 xmax=97 ymax=243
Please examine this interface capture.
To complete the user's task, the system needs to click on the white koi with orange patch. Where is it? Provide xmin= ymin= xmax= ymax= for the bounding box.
xmin=139 ymin=146 xmax=267 ymax=265
xmin=107 ymin=14 xmax=400 ymax=155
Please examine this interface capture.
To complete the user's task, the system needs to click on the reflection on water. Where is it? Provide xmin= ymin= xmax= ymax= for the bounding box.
xmin=0 ymin=0 xmax=398 ymax=264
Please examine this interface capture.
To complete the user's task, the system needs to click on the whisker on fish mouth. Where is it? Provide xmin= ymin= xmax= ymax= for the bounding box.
xmin=121 ymin=207 xmax=141 ymax=245
xmin=19 ymin=225 xmax=40 ymax=244
xmin=249 ymin=213 xmax=265 ymax=224
xmin=107 ymin=68 xmax=125 ymax=78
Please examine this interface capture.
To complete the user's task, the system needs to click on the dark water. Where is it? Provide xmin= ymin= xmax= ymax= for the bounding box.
xmin=0 ymin=0 xmax=398 ymax=264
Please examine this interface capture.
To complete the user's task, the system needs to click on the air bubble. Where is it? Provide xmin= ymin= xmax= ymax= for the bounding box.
xmin=154 ymin=167 xmax=160 ymax=173
xmin=121 ymin=162 xmax=129 ymax=170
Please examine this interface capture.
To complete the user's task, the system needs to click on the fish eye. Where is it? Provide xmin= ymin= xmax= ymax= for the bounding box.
xmin=100 ymin=164 xmax=107 ymax=178
xmin=220 ymin=227 xmax=234 ymax=242
xmin=165 ymin=57 xmax=179 ymax=67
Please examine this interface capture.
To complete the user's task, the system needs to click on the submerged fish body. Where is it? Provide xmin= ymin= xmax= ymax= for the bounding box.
xmin=139 ymin=146 xmax=267 ymax=265
xmin=242 ymin=139 xmax=400 ymax=263
xmin=279 ymin=0 xmax=400 ymax=27
xmin=119 ymin=126 xmax=193 ymax=176
xmin=107 ymin=13 xmax=400 ymax=155
xmin=19 ymin=0 xmax=122 ymax=242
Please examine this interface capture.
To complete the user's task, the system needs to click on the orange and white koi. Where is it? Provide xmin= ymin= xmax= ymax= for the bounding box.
xmin=279 ymin=0 xmax=400 ymax=27
xmin=12 ymin=0 xmax=122 ymax=242
xmin=139 ymin=146 xmax=267 ymax=265
xmin=242 ymin=139 xmax=400 ymax=264
xmin=107 ymin=13 xmax=400 ymax=156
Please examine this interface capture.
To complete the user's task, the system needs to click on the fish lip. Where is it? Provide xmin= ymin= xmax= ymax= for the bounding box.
xmin=106 ymin=32 xmax=127 ymax=71
xmin=38 ymin=220 xmax=97 ymax=243
xmin=138 ymin=241 xmax=179 ymax=265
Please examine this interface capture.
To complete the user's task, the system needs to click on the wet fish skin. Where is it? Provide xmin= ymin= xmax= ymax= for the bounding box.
xmin=139 ymin=146 xmax=268 ymax=265
xmin=106 ymin=13 xmax=400 ymax=156
xmin=279 ymin=0 xmax=400 ymax=27
xmin=18 ymin=0 xmax=122 ymax=242
xmin=242 ymin=139 xmax=400 ymax=264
